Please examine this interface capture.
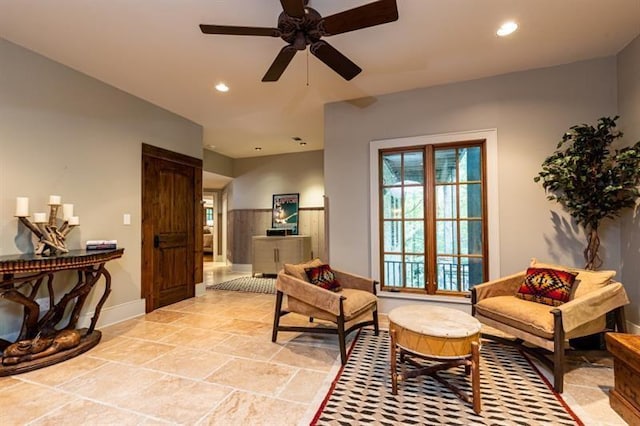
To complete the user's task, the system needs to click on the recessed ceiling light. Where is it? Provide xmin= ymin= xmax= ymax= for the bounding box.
xmin=292 ymin=136 xmax=302 ymax=141
xmin=254 ymin=147 xmax=262 ymax=151
xmin=496 ymin=21 xmax=518 ymax=37
xmin=299 ymin=142 xmax=307 ymax=146
xmin=215 ymin=82 xmax=229 ymax=92
xmin=207 ymin=144 xmax=216 ymax=149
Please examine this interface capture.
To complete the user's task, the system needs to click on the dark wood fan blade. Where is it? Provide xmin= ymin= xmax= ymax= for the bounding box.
xmin=310 ymin=40 xmax=361 ymax=81
xmin=262 ymin=46 xmax=297 ymax=82
xmin=199 ymin=24 xmax=280 ymax=37
xmin=321 ymin=0 xmax=398 ymax=36
xmin=280 ymin=0 xmax=306 ymax=18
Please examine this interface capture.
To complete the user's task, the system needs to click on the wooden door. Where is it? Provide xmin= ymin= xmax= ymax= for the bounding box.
xmin=142 ymin=144 xmax=202 ymax=312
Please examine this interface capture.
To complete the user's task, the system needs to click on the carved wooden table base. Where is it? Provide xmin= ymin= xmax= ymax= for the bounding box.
xmin=0 ymin=249 xmax=124 ymax=375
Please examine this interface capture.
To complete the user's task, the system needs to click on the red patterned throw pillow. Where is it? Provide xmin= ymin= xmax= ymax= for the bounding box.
xmin=516 ymin=267 xmax=577 ymax=306
xmin=304 ymin=264 xmax=342 ymax=292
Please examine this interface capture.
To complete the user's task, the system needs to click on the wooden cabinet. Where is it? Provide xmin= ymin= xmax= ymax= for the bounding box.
xmin=252 ymin=236 xmax=311 ymax=276
xmin=605 ymin=332 xmax=640 ymax=425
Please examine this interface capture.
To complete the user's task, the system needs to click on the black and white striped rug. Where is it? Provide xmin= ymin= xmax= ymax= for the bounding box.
xmin=313 ymin=329 xmax=582 ymax=425
xmin=206 ymin=276 xmax=276 ymax=294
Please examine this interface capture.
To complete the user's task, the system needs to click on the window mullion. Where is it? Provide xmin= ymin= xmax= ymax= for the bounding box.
xmin=424 ymin=145 xmax=436 ymax=294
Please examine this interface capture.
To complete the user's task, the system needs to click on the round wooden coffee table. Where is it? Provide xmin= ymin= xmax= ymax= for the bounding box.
xmin=388 ymin=305 xmax=482 ymax=413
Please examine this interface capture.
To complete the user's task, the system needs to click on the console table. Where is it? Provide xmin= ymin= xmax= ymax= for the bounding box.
xmin=0 ymin=248 xmax=124 ymax=375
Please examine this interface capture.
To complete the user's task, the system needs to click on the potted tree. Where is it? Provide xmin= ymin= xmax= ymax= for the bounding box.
xmin=535 ymin=116 xmax=640 ymax=270
xmin=535 ymin=116 xmax=640 ymax=349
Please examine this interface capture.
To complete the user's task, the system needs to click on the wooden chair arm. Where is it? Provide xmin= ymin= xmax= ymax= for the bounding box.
xmin=276 ymin=272 xmax=343 ymax=315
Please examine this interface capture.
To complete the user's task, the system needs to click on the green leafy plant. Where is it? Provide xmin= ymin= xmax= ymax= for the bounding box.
xmin=534 ymin=116 xmax=640 ymax=270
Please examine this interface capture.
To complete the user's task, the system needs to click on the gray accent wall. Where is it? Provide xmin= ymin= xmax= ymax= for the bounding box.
xmin=0 ymin=38 xmax=202 ymax=337
xmin=618 ymin=34 xmax=640 ymax=328
xmin=325 ymin=57 xmax=619 ymax=282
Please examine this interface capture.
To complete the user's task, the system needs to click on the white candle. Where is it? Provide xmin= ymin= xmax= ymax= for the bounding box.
xmin=33 ymin=212 xmax=47 ymax=223
xmin=15 ymin=197 xmax=29 ymax=217
xmin=68 ymin=216 xmax=80 ymax=226
xmin=62 ymin=203 xmax=74 ymax=220
xmin=49 ymin=195 xmax=61 ymax=205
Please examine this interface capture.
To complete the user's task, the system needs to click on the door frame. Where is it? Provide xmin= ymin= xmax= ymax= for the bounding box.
xmin=141 ymin=143 xmax=203 ymax=313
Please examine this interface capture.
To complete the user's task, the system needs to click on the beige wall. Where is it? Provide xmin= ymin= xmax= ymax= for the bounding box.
xmin=228 ymin=150 xmax=325 ymax=210
xmin=618 ymin=34 xmax=640 ymax=328
xmin=203 ymin=149 xmax=233 ymax=178
xmin=325 ymin=57 xmax=619 ymax=282
xmin=0 ymin=38 xmax=202 ymax=338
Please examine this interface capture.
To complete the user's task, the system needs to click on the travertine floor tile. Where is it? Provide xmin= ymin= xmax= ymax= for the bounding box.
xmin=0 ymin=375 xmax=22 ymax=390
xmin=159 ymin=327 xmax=231 ymax=351
xmin=215 ymin=318 xmax=273 ymax=336
xmin=199 ymin=390 xmax=308 ymax=426
xmin=271 ymin=343 xmax=340 ymax=371
xmin=17 ymin=354 xmax=107 ymax=386
xmin=88 ymin=336 xmax=174 ymax=365
xmin=563 ymin=384 xmax=626 ymax=425
xmin=104 ymin=320 xmax=184 ymax=342
xmin=29 ymin=398 xmax=148 ymax=425
xmin=142 ymin=309 xmax=187 ymax=324
xmin=59 ymin=362 xmax=165 ymax=404
xmin=279 ymin=368 xmax=329 ymax=403
xmin=144 ymin=347 xmax=228 ymax=379
xmin=205 ymin=358 xmax=296 ymax=396
xmin=114 ymin=375 xmax=231 ymax=424
xmin=0 ymin=381 xmax=76 ymax=424
xmin=210 ymin=334 xmax=283 ymax=360
xmin=173 ymin=312 xmax=233 ymax=330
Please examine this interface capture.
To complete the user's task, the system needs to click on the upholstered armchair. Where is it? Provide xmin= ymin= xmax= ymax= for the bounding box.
xmin=471 ymin=260 xmax=629 ymax=393
xmin=272 ymin=259 xmax=379 ymax=364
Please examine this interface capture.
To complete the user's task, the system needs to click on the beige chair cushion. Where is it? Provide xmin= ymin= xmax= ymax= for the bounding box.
xmin=476 ymin=295 xmax=556 ymax=339
xmin=530 ymin=258 xmax=615 ymax=299
xmin=284 ymin=258 xmax=324 ymax=282
xmin=287 ymin=288 xmax=377 ymax=322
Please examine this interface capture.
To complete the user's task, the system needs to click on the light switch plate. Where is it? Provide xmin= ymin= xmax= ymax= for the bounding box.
xmin=123 ymin=213 xmax=131 ymax=225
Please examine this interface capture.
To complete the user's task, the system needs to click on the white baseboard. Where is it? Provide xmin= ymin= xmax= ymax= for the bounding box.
xmin=195 ymin=282 xmax=206 ymax=297
xmin=627 ymin=320 xmax=640 ymax=335
xmin=231 ymin=263 xmax=252 ymax=274
xmin=78 ymin=298 xmax=146 ymax=329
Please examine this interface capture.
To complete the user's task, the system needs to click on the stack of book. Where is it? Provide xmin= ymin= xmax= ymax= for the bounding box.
xmin=86 ymin=240 xmax=117 ymax=250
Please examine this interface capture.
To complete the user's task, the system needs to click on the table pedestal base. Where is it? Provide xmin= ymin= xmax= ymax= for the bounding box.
xmin=390 ymin=329 xmax=481 ymax=414
xmin=0 ymin=329 xmax=101 ymax=376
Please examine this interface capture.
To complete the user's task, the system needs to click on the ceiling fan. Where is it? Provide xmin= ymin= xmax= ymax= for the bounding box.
xmin=200 ymin=0 xmax=398 ymax=82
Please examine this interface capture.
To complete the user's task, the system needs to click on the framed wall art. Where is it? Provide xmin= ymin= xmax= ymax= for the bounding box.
xmin=272 ymin=193 xmax=299 ymax=235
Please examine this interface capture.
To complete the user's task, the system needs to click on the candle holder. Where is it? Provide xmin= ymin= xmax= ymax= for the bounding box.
xmin=15 ymin=197 xmax=79 ymax=256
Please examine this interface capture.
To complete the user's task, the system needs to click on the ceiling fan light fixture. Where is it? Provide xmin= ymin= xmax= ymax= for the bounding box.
xmin=496 ymin=21 xmax=518 ymax=37
xmin=215 ymin=82 xmax=229 ymax=92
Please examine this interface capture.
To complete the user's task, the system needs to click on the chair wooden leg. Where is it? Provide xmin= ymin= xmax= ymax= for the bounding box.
xmin=373 ymin=308 xmax=380 ymax=336
xmin=552 ymin=310 xmax=565 ymax=393
xmin=272 ymin=290 xmax=284 ymax=343
xmin=337 ymin=314 xmax=347 ymax=364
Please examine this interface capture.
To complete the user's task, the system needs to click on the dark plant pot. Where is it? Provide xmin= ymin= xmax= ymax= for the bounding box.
xmin=569 ymin=333 xmax=605 ymax=350
xmin=569 ymin=311 xmax=617 ymax=350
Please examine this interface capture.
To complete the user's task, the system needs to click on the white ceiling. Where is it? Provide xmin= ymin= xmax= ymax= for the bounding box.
xmin=0 ymin=0 xmax=639 ymax=159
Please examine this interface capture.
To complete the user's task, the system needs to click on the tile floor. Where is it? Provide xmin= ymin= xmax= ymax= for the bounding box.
xmin=0 ymin=262 xmax=628 ymax=425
